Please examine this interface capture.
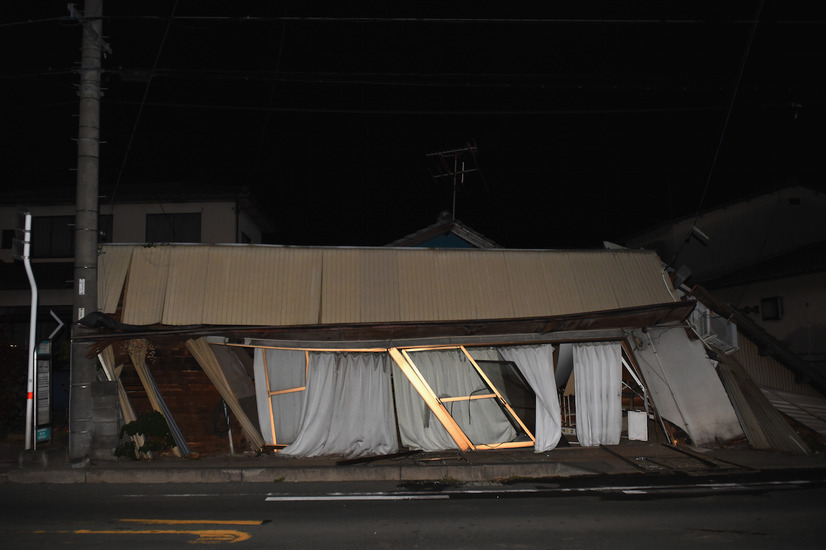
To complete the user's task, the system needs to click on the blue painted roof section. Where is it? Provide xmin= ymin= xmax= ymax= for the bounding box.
xmin=417 ymin=233 xmax=476 ymax=248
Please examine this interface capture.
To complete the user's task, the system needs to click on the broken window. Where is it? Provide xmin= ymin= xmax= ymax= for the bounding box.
xmin=475 ymin=359 xmax=537 ymax=436
xmin=391 ymin=346 xmax=535 ymax=451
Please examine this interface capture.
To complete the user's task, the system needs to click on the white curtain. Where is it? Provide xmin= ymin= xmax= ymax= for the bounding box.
xmin=394 ymin=348 xmax=516 ymax=450
xmin=280 ymin=352 xmax=399 ymax=458
xmin=499 ymin=344 xmax=562 ymax=452
xmin=392 ymin=356 xmax=461 ymax=452
xmin=253 ymin=348 xmax=307 ymax=446
xmin=573 ymin=342 xmax=622 ymax=446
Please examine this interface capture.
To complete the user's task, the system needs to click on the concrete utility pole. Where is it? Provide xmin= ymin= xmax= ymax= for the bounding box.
xmin=69 ymin=0 xmax=103 ymax=463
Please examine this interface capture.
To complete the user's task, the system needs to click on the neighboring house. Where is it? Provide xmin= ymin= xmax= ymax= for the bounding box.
xmin=0 ymin=184 xmax=273 ymax=437
xmin=387 ymin=211 xmax=501 ymax=248
xmin=691 ymin=286 xmax=826 ymax=453
xmin=0 ymin=184 xmax=273 ymax=346
xmin=622 ymin=183 xmax=826 ymax=374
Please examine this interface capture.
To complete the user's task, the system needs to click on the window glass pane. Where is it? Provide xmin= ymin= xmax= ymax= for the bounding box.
xmin=1 ymin=229 xmax=14 ymax=249
xmin=174 ymin=213 xmax=201 ymax=242
xmin=146 ymin=213 xmax=173 ymax=242
xmin=476 ymin=360 xmax=536 ymax=435
xmin=99 ymin=215 xmax=113 ymax=243
xmin=31 ymin=215 xmax=73 ymax=258
xmin=146 ymin=213 xmax=201 ymax=243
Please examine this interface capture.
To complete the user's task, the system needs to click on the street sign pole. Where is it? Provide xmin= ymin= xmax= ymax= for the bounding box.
xmin=36 ymin=341 xmax=52 ymax=445
xmin=33 ymin=312 xmax=65 ymax=447
xmin=14 ymin=209 xmax=37 ymax=451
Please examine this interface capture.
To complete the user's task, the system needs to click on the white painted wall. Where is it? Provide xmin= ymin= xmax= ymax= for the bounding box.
xmin=625 ymin=186 xmax=826 ymax=282
xmin=1 ymin=198 xmax=264 ymax=257
xmin=714 ymin=272 xmax=826 ymax=369
xmin=105 ymin=201 xmax=237 ymax=243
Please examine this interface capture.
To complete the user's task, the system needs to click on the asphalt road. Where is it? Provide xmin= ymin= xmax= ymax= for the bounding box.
xmin=1 ymin=479 xmax=824 ymax=549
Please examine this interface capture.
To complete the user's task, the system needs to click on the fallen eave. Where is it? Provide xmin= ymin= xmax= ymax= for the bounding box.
xmin=73 ymin=300 xmax=694 ymax=346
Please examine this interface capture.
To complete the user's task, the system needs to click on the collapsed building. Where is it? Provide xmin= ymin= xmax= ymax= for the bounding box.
xmin=77 ymin=243 xmax=823 ymax=460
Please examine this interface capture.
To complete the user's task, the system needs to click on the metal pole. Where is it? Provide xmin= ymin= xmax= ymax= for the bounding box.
xmin=451 ymin=154 xmax=457 ymax=220
xmin=69 ymin=0 xmax=103 ymax=462
xmin=21 ymin=213 xmax=37 ymax=451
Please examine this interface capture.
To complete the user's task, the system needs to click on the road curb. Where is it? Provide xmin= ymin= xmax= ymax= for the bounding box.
xmin=2 ymin=461 xmax=600 ymax=484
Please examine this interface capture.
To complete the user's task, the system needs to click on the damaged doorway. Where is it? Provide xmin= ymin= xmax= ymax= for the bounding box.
xmin=558 ymin=342 xmax=654 ymax=446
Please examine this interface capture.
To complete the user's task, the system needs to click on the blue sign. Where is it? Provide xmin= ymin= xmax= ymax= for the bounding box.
xmin=36 ymin=427 xmax=51 ymax=443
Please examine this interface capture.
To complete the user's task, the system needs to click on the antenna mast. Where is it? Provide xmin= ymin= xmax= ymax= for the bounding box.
xmin=426 ymin=143 xmax=480 ymax=220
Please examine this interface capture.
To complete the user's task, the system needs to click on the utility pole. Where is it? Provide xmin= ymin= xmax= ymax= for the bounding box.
xmin=69 ymin=0 xmax=103 ymax=463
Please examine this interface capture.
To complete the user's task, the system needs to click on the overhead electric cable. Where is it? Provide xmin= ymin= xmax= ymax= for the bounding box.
xmin=250 ymin=10 xmax=288 ymax=175
xmin=110 ymin=0 xmax=179 ymax=207
xmin=106 ymin=100 xmax=774 ymax=116
xmin=87 ymin=15 xmax=825 ymax=25
xmin=671 ymin=0 xmax=764 ymax=266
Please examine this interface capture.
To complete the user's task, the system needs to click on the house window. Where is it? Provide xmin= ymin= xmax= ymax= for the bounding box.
xmin=99 ymin=215 xmax=113 ymax=243
xmin=761 ymin=296 xmax=784 ymax=321
xmin=1 ymin=229 xmax=13 ymax=250
xmin=146 ymin=213 xmax=201 ymax=243
xmin=31 ymin=215 xmax=74 ymax=258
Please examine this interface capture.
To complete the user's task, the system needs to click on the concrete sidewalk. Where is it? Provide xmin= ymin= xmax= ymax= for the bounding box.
xmin=3 ymin=436 xmax=826 ymax=485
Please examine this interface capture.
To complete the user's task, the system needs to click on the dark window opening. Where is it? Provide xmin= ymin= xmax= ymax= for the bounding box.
xmin=146 ymin=213 xmax=201 ymax=243
xmin=1 ymin=229 xmax=14 ymax=249
xmin=761 ymin=296 xmax=784 ymax=321
xmin=31 ymin=215 xmax=74 ymax=258
xmin=476 ymin=359 xmax=537 ymax=436
xmin=98 ymin=215 xmax=113 ymax=243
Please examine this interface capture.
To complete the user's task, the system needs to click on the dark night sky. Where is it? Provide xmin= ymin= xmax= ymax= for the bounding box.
xmin=3 ymin=1 xmax=825 ymax=248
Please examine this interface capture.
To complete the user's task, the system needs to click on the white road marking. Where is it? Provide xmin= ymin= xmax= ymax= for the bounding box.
xmin=265 ymin=494 xmax=449 ymax=502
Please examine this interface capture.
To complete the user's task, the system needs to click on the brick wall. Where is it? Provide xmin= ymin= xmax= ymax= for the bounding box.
xmin=115 ymin=338 xmax=251 ymax=457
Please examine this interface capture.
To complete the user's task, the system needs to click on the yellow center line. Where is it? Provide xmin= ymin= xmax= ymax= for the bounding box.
xmin=119 ymin=518 xmax=264 ymax=526
xmin=75 ymin=529 xmax=252 ymax=544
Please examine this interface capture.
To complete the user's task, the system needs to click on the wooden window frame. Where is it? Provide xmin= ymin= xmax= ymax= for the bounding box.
xmin=392 ymin=345 xmax=535 ymax=451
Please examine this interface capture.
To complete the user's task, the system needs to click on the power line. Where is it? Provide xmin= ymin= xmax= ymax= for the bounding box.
xmin=110 ymin=0 xmax=179 ymax=205
xmin=3 ymin=14 xmax=825 ymax=29
xmin=671 ymin=0 xmax=765 ymax=266
xmin=105 ymin=99 xmax=783 ymax=116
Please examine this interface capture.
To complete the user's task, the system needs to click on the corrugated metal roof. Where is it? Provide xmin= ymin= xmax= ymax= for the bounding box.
xmin=731 ymin=334 xmax=822 ymax=398
xmin=761 ymin=388 xmax=826 ymax=438
xmin=716 ymin=354 xmax=810 ymax=454
xmin=100 ymin=244 xmax=676 ymax=327
xmin=97 ymin=245 xmax=134 ymax=313
xmin=121 ymin=245 xmax=172 ymax=324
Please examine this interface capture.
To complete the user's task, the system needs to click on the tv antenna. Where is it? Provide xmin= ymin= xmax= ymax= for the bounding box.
xmin=426 ymin=143 xmax=482 ymax=220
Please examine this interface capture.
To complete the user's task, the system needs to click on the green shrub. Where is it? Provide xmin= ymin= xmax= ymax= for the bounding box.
xmin=115 ymin=411 xmax=176 ymax=459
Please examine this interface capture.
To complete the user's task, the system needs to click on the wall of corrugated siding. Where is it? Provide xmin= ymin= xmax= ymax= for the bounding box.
xmin=162 ymin=246 xmax=210 ymax=324
xmin=120 ymin=246 xmax=171 ymax=324
xmin=199 ymin=246 xmax=322 ymax=326
xmin=732 ymin=332 xmax=821 ymax=398
xmin=101 ymin=244 xmax=676 ymax=327
xmin=98 ymin=245 xmax=134 ymax=313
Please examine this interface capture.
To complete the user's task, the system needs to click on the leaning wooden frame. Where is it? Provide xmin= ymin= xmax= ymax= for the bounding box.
xmin=237 ymin=342 xmax=537 ymax=454
xmin=393 ymin=345 xmax=536 ymax=452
